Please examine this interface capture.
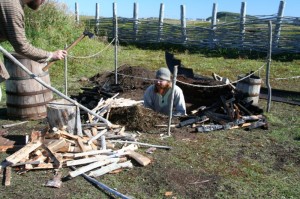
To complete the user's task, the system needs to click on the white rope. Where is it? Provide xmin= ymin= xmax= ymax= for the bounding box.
xmin=105 ymin=63 xmax=265 ymax=89
xmin=68 ymin=38 xmax=116 ymax=59
xmin=177 ymin=64 xmax=265 ymax=88
xmin=275 ymin=76 xmax=300 ymax=80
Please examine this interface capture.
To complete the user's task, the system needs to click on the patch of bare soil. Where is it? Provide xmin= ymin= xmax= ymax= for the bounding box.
xmin=74 ymin=64 xmax=238 ymax=135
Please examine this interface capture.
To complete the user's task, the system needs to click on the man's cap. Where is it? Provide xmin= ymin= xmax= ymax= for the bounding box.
xmin=156 ymin=67 xmax=171 ymax=81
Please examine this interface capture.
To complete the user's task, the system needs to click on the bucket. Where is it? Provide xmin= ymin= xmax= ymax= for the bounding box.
xmin=4 ymin=53 xmax=53 ymax=120
xmin=236 ymin=74 xmax=262 ymax=105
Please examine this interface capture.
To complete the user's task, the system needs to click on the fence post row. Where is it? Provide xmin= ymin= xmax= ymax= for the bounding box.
xmin=133 ymin=2 xmax=139 ymax=41
xmin=157 ymin=3 xmax=164 ymax=42
xmin=274 ymin=0 xmax=285 ymax=49
xmin=181 ymin=5 xmax=187 ymax=43
xmin=239 ymin=2 xmax=246 ymax=48
xmin=73 ymin=1 xmax=292 ymax=53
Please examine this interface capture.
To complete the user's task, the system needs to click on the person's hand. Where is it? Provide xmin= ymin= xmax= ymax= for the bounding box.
xmin=51 ymin=50 xmax=67 ymax=61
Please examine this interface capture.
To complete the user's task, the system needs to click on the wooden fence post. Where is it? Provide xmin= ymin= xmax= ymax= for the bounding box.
xmin=157 ymin=3 xmax=164 ymax=42
xmin=75 ymin=2 xmax=79 ymax=24
xmin=180 ymin=5 xmax=187 ymax=43
xmin=209 ymin=3 xmax=217 ymax=49
xmin=266 ymin=21 xmax=273 ymax=112
xmin=274 ymin=0 xmax=285 ymax=48
xmin=240 ymin=2 xmax=246 ymax=48
xmin=95 ymin=3 xmax=100 ymax=35
xmin=113 ymin=2 xmax=119 ymax=84
xmin=133 ymin=2 xmax=139 ymax=41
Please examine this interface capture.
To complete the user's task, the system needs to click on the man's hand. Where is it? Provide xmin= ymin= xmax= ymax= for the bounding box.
xmin=51 ymin=50 xmax=67 ymax=61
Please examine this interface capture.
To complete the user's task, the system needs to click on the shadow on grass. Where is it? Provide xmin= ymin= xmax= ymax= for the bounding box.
xmin=0 ymin=108 xmax=7 ymax=120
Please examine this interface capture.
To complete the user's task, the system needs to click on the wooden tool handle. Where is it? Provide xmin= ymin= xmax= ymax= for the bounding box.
xmin=42 ymin=34 xmax=86 ymax=71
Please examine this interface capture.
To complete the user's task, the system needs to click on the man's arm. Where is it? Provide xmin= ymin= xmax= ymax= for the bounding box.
xmin=143 ymin=85 xmax=155 ymax=109
xmin=173 ymin=86 xmax=186 ymax=116
xmin=3 ymin=1 xmax=51 ymax=63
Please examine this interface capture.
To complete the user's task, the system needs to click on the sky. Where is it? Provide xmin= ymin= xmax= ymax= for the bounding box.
xmin=55 ymin=0 xmax=299 ymax=19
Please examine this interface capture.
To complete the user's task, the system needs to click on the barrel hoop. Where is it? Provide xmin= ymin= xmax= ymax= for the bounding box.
xmin=6 ymin=98 xmax=53 ymax=108
xmin=8 ymin=71 xmax=49 ymax=80
xmin=6 ymin=89 xmax=51 ymax=96
xmin=8 ymin=112 xmax=47 ymax=120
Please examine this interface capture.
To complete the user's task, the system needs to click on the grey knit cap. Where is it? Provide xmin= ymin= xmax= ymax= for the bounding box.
xmin=156 ymin=67 xmax=171 ymax=81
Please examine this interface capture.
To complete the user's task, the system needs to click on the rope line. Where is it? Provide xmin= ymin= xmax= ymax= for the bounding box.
xmin=68 ymin=38 xmax=116 ymax=59
xmin=275 ymin=76 xmax=300 ymax=80
xmin=106 ymin=64 xmax=265 ymax=89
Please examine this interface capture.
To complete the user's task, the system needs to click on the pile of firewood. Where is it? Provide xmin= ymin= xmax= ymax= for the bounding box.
xmin=0 ymin=126 xmax=171 ymax=188
xmin=178 ymin=93 xmax=268 ymax=132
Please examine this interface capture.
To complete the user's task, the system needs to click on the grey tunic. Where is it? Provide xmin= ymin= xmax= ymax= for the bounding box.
xmin=143 ymin=85 xmax=186 ymax=116
xmin=0 ymin=0 xmax=51 ymax=81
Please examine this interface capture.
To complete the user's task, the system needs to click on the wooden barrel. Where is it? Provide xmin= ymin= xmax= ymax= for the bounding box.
xmin=4 ymin=53 xmax=53 ymax=120
xmin=236 ymin=75 xmax=262 ymax=105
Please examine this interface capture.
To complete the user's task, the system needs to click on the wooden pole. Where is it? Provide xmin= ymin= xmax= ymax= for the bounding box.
xmin=240 ymin=2 xmax=246 ymax=48
xmin=167 ymin=65 xmax=178 ymax=136
xmin=75 ymin=2 xmax=79 ymax=24
xmin=64 ymin=44 xmax=68 ymax=96
xmin=133 ymin=2 xmax=139 ymax=41
xmin=274 ymin=0 xmax=285 ymax=48
xmin=95 ymin=3 xmax=100 ymax=35
xmin=266 ymin=21 xmax=272 ymax=112
xmin=113 ymin=2 xmax=118 ymax=84
xmin=180 ymin=5 xmax=187 ymax=43
xmin=210 ymin=3 xmax=217 ymax=49
xmin=70 ymin=166 xmax=131 ymax=199
xmin=157 ymin=3 xmax=164 ymax=42
xmin=0 ymin=45 xmax=112 ymax=126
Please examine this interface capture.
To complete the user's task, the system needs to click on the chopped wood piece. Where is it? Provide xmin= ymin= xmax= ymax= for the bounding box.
xmin=45 ymin=171 xmax=62 ymax=188
xmin=87 ymin=129 xmax=107 ymax=145
xmin=69 ymin=158 xmax=120 ymax=178
xmin=126 ymin=150 xmax=151 ymax=166
xmin=2 ymin=121 xmax=28 ymax=129
xmin=46 ymin=139 xmax=68 ymax=153
xmin=4 ymin=166 xmax=11 ymax=186
xmin=74 ymin=149 xmax=112 ymax=158
xmin=25 ymin=163 xmax=55 ymax=170
xmin=66 ymin=155 xmax=108 ymax=166
xmin=88 ymin=160 xmax=133 ymax=177
xmin=5 ymin=141 xmax=42 ymax=165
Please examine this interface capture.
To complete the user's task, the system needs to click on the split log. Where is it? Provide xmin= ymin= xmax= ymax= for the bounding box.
xmin=88 ymin=161 xmax=133 ymax=177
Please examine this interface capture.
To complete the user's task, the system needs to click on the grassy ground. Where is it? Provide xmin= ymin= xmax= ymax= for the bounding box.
xmin=0 ymin=43 xmax=299 ymax=198
xmin=0 ymin=1 xmax=299 ymax=198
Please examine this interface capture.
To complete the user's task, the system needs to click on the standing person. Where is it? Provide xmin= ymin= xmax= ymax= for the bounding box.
xmin=143 ymin=67 xmax=186 ymax=116
xmin=0 ymin=0 xmax=67 ymax=84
